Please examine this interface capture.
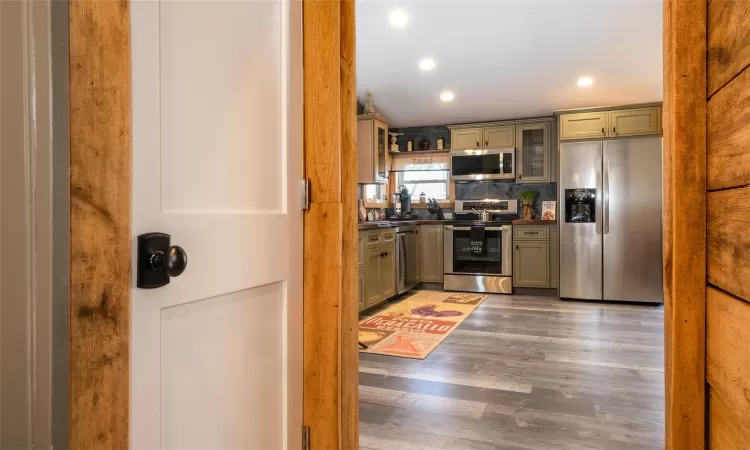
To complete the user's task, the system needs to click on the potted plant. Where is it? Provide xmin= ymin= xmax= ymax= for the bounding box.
xmin=520 ymin=191 xmax=537 ymax=220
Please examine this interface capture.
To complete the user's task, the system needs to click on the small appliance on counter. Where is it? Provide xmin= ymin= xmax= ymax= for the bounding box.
xmin=398 ymin=186 xmax=412 ymax=214
xmin=444 ymin=199 xmax=519 ymax=294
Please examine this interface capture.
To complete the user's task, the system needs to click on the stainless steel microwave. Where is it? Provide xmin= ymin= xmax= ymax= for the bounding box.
xmin=450 ymin=148 xmax=516 ymax=181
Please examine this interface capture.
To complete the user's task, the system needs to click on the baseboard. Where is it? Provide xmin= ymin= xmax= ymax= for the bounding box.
xmin=513 ymin=287 xmax=559 ymax=297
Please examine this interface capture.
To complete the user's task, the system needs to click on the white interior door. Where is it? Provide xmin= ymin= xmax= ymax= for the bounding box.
xmin=130 ymin=1 xmax=303 ymax=448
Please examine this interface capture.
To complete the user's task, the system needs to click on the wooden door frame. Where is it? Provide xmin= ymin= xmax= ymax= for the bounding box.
xmin=67 ymin=0 xmax=359 ymax=448
xmin=71 ymin=1 xmax=712 ymax=449
xmin=663 ymin=0 xmax=707 ymax=448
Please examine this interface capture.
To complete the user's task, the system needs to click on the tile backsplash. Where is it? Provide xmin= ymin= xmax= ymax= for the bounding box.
xmin=455 ymin=181 xmax=557 ymax=212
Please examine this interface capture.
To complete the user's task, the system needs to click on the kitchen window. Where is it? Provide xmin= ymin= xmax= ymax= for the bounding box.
xmin=363 ymin=184 xmax=387 ymax=207
xmin=396 ymin=169 xmax=450 ymax=202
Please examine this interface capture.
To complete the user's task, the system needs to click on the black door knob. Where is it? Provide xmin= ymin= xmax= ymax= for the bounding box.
xmin=137 ymin=232 xmax=188 ymax=289
xmin=151 ymin=245 xmax=188 ymax=277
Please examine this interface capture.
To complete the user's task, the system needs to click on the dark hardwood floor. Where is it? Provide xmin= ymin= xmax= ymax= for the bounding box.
xmin=359 ymin=293 xmax=665 ymax=450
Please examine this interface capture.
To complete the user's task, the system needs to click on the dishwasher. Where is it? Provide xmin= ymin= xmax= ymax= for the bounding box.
xmin=395 ymin=225 xmax=418 ymax=295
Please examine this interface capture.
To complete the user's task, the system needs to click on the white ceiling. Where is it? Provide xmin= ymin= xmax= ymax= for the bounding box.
xmin=356 ymin=0 xmax=663 ymax=127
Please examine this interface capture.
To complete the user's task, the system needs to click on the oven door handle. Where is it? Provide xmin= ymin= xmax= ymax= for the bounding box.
xmin=445 ymin=226 xmax=511 ymax=231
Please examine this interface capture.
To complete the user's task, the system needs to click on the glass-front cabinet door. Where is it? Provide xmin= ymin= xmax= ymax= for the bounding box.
xmin=374 ymin=120 xmax=388 ymax=183
xmin=516 ymin=123 xmax=551 ymax=183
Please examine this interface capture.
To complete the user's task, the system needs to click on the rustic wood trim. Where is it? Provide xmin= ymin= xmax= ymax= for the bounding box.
xmin=706 ymin=287 xmax=750 ymax=441
xmin=707 ymin=65 xmax=750 ymax=191
xmin=663 ymin=0 xmax=707 ymax=448
xmin=708 ymin=187 xmax=750 ymax=300
xmin=707 ymin=0 xmax=750 ymax=98
xmin=709 ymin=387 xmax=750 ymax=449
xmin=340 ymin=2 xmax=358 ymax=448
xmin=303 ymin=1 xmax=341 ymax=204
xmin=68 ymin=0 xmax=131 ymax=447
xmin=302 ymin=0 xmax=358 ymax=448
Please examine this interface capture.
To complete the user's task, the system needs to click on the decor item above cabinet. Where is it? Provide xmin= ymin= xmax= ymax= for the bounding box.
xmin=559 ymin=106 xmax=661 ymax=141
xmin=357 ymin=114 xmax=390 ymax=184
xmin=516 ymin=123 xmax=551 ymax=183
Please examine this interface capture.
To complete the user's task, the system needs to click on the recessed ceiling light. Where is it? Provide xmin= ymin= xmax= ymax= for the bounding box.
xmin=577 ymin=76 xmax=594 ymax=87
xmin=418 ymin=57 xmax=436 ymax=72
xmin=388 ymin=9 xmax=408 ymax=27
xmin=440 ymin=91 xmax=455 ymax=102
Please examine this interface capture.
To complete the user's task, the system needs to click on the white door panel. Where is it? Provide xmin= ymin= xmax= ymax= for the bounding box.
xmin=130 ymin=0 xmax=302 ymax=448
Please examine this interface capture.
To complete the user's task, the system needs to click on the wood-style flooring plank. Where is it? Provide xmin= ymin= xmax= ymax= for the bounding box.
xmin=359 ymin=293 xmax=664 ymax=450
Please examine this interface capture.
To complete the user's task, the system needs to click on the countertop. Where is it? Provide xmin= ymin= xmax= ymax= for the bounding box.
xmin=359 ymin=219 xmax=557 ymax=229
xmin=358 ymin=220 xmax=446 ymax=230
xmin=512 ymin=219 xmax=557 ymax=225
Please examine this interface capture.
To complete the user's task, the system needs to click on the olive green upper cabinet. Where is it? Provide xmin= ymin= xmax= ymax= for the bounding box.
xmin=420 ymin=225 xmax=444 ymax=283
xmin=483 ymin=125 xmax=515 ymax=148
xmin=357 ymin=114 xmax=390 ymax=184
xmin=516 ymin=123 xmax=551 ymax=183
xmin=450 ymin=128 xmax=483 ymax=150
xmin=609 ymin=107 xmax=661 ymax=137
xmin=560 ymin=112 xmax=608 ymax=140
xmin=560 ymin=106 xmax=662 ymax=141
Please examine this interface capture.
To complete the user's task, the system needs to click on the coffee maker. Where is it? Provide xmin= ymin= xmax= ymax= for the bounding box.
xmin=399 ymin=186 xmax=412 ymax=215
xmin=387 ymin=186 xmax=417 ymax=220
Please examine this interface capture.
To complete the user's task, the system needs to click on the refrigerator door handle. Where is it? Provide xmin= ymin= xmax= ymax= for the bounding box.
xmin=595 ymin=157 xmax=603 ymax=235
xmin=603 ymin=157 xmax=610 ymax=234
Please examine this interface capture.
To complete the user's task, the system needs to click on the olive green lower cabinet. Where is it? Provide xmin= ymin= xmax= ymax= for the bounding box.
xmin=513 ymin=225 xmax=559 ymax=289
xmin=420 ymin=225 xmax=444 ymax=283
xmin=359 ymin=228 xmax=396 ymax=311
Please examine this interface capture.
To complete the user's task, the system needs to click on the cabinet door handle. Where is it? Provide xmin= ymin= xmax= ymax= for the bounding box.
xmin=476 ymin=141 xmax=480 ymax=147
xmin=601 ymin=127 xmax=605 ymax=135
xmin=516 ymin=244 xmax=519 ymax=250
xmin=485 ymin=141 xmax=488 ymax=146
xmin=612 ymin=127 xmax=616 ymax=134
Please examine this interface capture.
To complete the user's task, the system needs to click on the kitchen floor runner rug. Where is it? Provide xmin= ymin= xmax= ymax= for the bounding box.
xmin=358 ymin=290 xmax=488 ymax=360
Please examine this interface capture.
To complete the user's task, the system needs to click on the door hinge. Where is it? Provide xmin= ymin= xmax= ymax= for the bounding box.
xmin=302 ymin=426 xmax=310 ymax=450
xmin=300 ymin=178 xmax=310 ymax=210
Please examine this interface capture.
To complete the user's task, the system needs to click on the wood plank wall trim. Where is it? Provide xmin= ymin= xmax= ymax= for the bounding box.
xmin=340 ymin=0 xmax=359 ymax=449
xmin=707 ymin=287 xmax=750 ymax=447
xmin=707 ymin=187 xmax=750 ymax=300
xmin=707 ymin=65 xmax=750 ymax=191
xmin=663 ymin=0 xmax=707 ymax=448
xmin=303 ymin=0 xmax=358 ymax=449
xmin=707 ymin=0 xmax=750 ymax=98
xmin=709 ymin=389 xmax=750 ymax=449
xmin=68 ymin=0 xmax=131 ymax=448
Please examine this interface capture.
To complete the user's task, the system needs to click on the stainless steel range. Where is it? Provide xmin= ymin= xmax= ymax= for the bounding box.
xmin=444 ymin=199 xmax=518 ymax=294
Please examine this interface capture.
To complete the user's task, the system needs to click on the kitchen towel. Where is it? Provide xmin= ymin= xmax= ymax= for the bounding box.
xmin=470 ymin=226 xmax=486 ymax=256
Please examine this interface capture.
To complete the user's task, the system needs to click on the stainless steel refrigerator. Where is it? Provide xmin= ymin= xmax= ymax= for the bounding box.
xmin=558 ymin=137 xmax=663 ymax=303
